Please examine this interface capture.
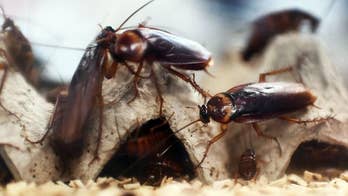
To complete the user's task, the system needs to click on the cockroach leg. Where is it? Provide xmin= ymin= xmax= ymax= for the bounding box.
xmin=149 ymin=65 xmax=164 ymax=116
xmin=279 ymin=116 xmax=333 ymax=125
xmin=0 ymin=50 xmax=21 ymax=121
xmin=122 ymin=61 xmax=151 ymax=79
xmin=0 ymin=143 xmax=22 ymax=151
xmin=196 ymin=124 xmax=228 ymax=168
xmin=127 ymin=61 xmax=144 ymax=104
xmin=89 ymin=82 xmax=105 ymax=165
xmin=258 ymin=66 xmax=293 ymax=82
xmin=203 ymin=68 xmax=215 ymax=78
xmin=252 ymin=123 xmax=282 ymax=156
xmin=164 ymin=65 xmax=212 ymax=98
xmin=25 ymin=93 xmax=66 ymax=144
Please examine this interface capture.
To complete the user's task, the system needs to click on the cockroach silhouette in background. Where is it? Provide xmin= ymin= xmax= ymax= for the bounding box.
xmin=0 ymin=7 xmax=67 ymax=103
xmin=241 ymin=9 xmax=320 ymax=61
xmin=176 ymin=66 xmax=333 ymax=167
xmin=99 ymin=117 xmax=195 ymax=186
xmin=29 ymin=0 xmax=213 ymax=167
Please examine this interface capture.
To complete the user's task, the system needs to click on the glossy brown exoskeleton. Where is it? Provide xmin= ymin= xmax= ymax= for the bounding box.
xmin=99 ymin=21 xmax=213 ymax=113
xmin=288 ymin=140 xmax=348 ymax=175
xmin=196 ymin=67 xmax=331 ymax=166
xmin=238 ymin=149 xmax=257 ymax=181
xmin=99 ymin=117 xmax=195 ymax=186
xmin=36 ymin=0 xmax=213 ymax=165
xmin=242 ymin=9 xmax=319 ymax=61
xmin=48 ymin=44 xmax=105 ymax=160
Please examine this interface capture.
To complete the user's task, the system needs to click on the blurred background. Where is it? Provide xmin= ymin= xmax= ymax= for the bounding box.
xmin=0 ymin=0 xmax=346 ymax=86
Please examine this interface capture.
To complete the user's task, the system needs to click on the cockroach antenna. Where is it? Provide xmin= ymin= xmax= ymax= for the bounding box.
xmin=115 ymin=0 xmax=155 ymax=32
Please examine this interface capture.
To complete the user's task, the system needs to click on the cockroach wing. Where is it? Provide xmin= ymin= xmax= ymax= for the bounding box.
xmin=50 ymin=45 xmax=104 ymax=158
xmin=137 ymin=28 xmax=212 ymax=69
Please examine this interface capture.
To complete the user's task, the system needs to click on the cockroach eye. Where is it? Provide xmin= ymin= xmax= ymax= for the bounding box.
xmin=199 ymin=105 xmax=210 ymax=124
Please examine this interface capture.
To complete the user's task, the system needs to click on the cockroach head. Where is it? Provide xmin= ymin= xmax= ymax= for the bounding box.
xmin=244 ymin=148 xmax=256 ymax=159
xmin=2 ymin=18 xmax=14 ymax=30
xmin=96 ymin=26 xmax=116 ymax=46
xmin=198 ymin=105 xmax=210 ymax=124
xmin=310 ymin=17 xmax=320 ymax=32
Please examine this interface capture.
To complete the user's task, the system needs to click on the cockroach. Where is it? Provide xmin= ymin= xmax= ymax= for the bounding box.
xmin=96 ymin=1 xmax=213 ymax=114
xmin=242 ymin=9 xmax=320 ymax=61
xmin=48 ymin=44 xmax=105 ymax=160
xmin=0 ymin=7 xmax=39 ymax=85
xmin=32 ymin=0 xmax=213 ymax=164
xmin=288 ymin=140 xmax=348 ymax=173
xmin=237 ymin=148 xmax=257 ymax=181
xmin=99 ymin=117 xmax=195 ymax=186
xmin=190 ymin=66 xmax=332 ymax=166
xmin=0 ymin=7 xmax=66 ymax=103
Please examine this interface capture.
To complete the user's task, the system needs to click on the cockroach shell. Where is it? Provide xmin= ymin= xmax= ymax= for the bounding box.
xmin=0 ymin=34 xmax=228 ymax=183
xmin=216 ymin=34 xmax=348 ymax=181
xmin=114 ymin=30 xmax=147 ymax=62
xmin=206 ymin=93 xmax=234 ymax=124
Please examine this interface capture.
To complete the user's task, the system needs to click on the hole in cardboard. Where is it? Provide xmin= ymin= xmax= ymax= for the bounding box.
xmin=0 ymin=156 xmax=14 ymax=185
xmin=98 ymin=117 xmax=196 ymax=185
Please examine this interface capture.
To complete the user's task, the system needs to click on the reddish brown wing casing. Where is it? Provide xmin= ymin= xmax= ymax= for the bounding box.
xmin=207 ymin=82 xmax=316 ymax=123
xmin=242 ymin=9 xmax=320 ymax=61
xmin=131 ymin=27 xmax=212 ymax=69
xmin=50 ymin=45 xmax=104 ymax=159
xmin=230 ymin=82 xmax=316 ymax=123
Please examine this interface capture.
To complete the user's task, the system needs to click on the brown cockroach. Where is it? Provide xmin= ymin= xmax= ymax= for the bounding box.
xmin=242 ymin=9 xmax=320 ymax=61
xmin=48 ymin=44 xmax=105 ymax=160
xmin=289 ymin=140 xmax=348 ymax=173
xmin=0 ymin=7 xmax=66 ymax=103
xmin=237 ymin=148 xmax=257 ymax=181
xmin=32 ymin=0 xmax=213 ymax=164
xmin=0 ymin=7 xmax=39 ymax=85
xmin=99 ymin=117 xmax=195 ymax=186
xmin=97 ymin=1 xmax=213 ymax=113
xmin=184 ymin=66 xmax=332 ymax=166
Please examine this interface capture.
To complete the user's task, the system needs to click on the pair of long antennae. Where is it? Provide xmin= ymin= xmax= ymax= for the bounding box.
xmin=0 ymin=1 xmax=154 ymax=51
xmin=115 ymin=0 xmax=154 ymax=32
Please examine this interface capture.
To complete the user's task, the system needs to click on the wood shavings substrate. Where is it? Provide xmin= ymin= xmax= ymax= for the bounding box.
xmin=3 ymin=172 xmax=348 ymax=196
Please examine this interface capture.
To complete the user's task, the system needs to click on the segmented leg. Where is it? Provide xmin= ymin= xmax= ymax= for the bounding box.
xmin=0 ymin=142 xmax=22 ymax=151
xmin=258 ymin=66 xmax=293 ymax=82
xmin=150 ymin=65 xmax=164 ymax=116
xmin=123 ymin=61 xmax=151 ymax=79
xmin=196 ymin=124 xmax=228 ymax=168
xmin=252 ymin=123 xmax=282 ymax=156
xmin=25 ymin=92 xmax=67 ymax=144
xmin=89 ymin=81 xmax=104 ymax=165
xmin=0 ymin=49 xmax=21 ymax=121
xmin=279 ymin=116 xmax=334 ymax=125
xmin=164 ymin=65 xmax=212 ymax=98
xmin=127 ymin=61 xmax=144 ymax=104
